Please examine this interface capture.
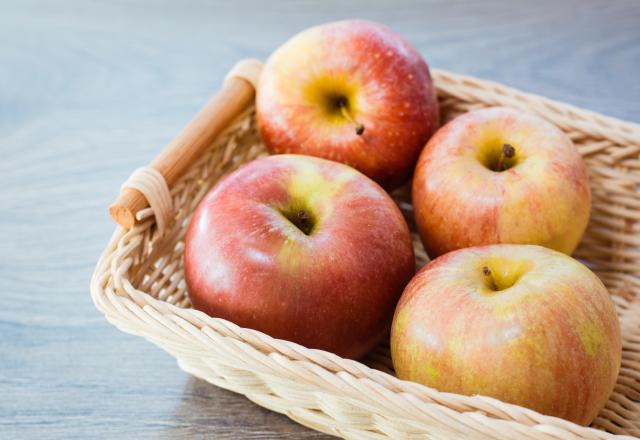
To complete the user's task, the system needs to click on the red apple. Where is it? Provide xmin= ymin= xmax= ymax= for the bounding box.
xmin=391 ymin=244 xmax=621 ymax=425
xmin=257 ymin=19 xmax=439 ymax=189
xmin=184 ymin=154 xmax=415 ymax=359
xmin=412 ymin=106 xmax=591 ymax=258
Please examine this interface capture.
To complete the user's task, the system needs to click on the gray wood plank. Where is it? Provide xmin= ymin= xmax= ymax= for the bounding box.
xmin=1 ymin=0 xmax=638 ymax=438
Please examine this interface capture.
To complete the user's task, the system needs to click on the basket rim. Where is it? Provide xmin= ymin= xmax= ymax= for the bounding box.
xmin=91 ymin=67 xmax=640 ymax=440
xmin=430 ymin=68 xmax=640 ymax=142
xmin=89 ymin=230 xmax=637 ymax=440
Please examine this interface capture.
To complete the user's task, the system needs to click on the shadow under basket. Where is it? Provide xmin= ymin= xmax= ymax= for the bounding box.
xmin=91 ymin=65 xmax=640 ymax=440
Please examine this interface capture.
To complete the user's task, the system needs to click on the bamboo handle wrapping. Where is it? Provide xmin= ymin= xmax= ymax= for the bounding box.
xmin=109 ymin=59 xmax=262 ymax=228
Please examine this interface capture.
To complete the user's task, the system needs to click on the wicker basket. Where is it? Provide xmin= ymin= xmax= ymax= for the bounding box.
xmin=91 ymin=59 xmax=640 ymax=439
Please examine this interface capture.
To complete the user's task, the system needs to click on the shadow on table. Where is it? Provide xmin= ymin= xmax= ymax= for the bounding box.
xmin=162 ymin=375 xmax=332 ymax=439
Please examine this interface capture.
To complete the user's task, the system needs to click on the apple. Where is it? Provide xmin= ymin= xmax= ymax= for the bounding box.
xmin=256 ymin=19 xmax=439 ymax=189
xmin=184 ymin=154 xmax=415 ymax=359
xmin=390 ymin=244 xmax=621 ymax=425
xmin=412 ymin=106 xmax=591 ymax=258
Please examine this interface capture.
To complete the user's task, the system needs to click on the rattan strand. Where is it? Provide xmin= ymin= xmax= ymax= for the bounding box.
xmin=121 ymin=167 xmax=174 ymax=236
xmin=91 ymin=68 xmax=640 ymax=440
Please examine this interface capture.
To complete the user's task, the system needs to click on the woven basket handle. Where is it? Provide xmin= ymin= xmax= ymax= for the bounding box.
xmin=109 ymin=58 xmax=263 ymax=230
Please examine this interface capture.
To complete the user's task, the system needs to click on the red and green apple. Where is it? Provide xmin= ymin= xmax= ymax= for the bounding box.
xmin=391 ymin=244 xmax=621 ymax=425
xmin=184 ymin=154 xmax=415 ymax=359
xmin=257 ymin=19 xmax=439 ymax=189
xmin=412 ymin=106 xmax=591 ymax=258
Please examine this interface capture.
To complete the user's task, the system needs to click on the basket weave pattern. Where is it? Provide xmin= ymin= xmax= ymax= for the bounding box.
xmin=91 ymin=69 xmax=640 ymax=439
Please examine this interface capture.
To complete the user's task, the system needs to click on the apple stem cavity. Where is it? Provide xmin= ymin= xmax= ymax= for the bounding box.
xmin=297 ymin=209 xmax=310 ymax=227
xmin=496 ymin=143 xmax=516 ymax=171
xmin=293 ymin=209 xmax=315 ymax=235
xmin=337 ymin=98 xmax=365 ymax=136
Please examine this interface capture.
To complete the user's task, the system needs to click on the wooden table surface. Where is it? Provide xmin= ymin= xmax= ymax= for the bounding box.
xmin=1 ymin=0 xmax=639 ymax=438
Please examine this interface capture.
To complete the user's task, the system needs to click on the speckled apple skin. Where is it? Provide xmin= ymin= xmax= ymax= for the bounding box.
xmin=412 ymin=107 xmax=591 ymax=258
xmin=257 ymin=20 xmax=439 ymax=189
xmin=184 ymin=154 xmax=415 ymax=359
xmin=391 ymin=244 xmax=621 ymax=426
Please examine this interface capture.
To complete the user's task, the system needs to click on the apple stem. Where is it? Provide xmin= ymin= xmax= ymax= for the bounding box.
xmin=496 ymin=143 xmax=516 ymax=171
xmin=296 ymin=210 xmax=313 ymax=235
xmin=337 ymin=100 xmax=365 ymax=136
xmin=482 ymin=266 xmax=499 ymax=291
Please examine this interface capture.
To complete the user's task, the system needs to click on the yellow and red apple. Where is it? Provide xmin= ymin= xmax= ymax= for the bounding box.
xmin=184 ymin=154 xmax=415 ymax=359
xmin=412 ymin=106 xmax=591 ymax=257
xmin=391 ymin=244 xmax=621 ymax=425
xmin=257 ymin=19 xmax=439 ymax=189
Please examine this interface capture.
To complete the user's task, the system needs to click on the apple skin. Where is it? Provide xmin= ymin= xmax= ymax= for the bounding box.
xmin=390 ymin=244 xmax=621 ymax=425
xmin=184 ymin=154 xmax=415 ymax=359
xmin=257 ymin=19 xmax=439 ymax=189
xmin=412 ymin=106 xmax=591 ymax=258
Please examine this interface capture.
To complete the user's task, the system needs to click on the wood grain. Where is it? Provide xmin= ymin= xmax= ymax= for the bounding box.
xmin=0 ymin=0 xmax=638 ymax=438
